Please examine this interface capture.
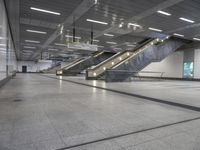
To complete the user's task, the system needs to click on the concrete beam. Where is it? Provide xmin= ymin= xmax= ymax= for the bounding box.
xmin=30 ymin=0 xmax=96 ymax=60
xmin=94 ymin=0 xmax=184 ymax=39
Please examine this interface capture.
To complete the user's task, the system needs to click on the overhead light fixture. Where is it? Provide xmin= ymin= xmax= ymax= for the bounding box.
xmin=26 ymin=29 xmax=47 ymax=34
xmin=128 ymin=23 xmax=141 ymax=27
xmin=193 ymin=38 xmax=200 ymax=41
xmin=0 ymin=37 xmax=6 ymax=40
xmin=148 ymin=27 xmax=163 ymax=32
xmin=93 ymin=39 xmax=99 ymax=42
xmin=106 ymin=41 xmax=117 ymax=44
xmin=55 ymin=43 xmax=68 ymax=46
xmin=157 ymin=10 xmax=171 ymax=16
xmin=173 ymin=33 xmax=184 ymax=37
xmin=48 ymin=48 xmax=58 ymax=51
xmin=127 ymin=44 xmax=135 ymax=47
xmin=65 ymin=35 xmax=81 ymax=39
xmin=114 ymin=48 xmax=122 ymax=50
xmin=179 ymin=17 xmax=195 ymax=23
xmin=30 ymin=7 xmax=61 ymax=15
xmin=25 ymin=40 xmax=40 ymax=43
xmin=104 ymin=33 xmax=114 ymax=37
xmin=0 ymin=44 xmax=6 ymax=46
xmin=23 ymin=46 xmax=36 ymax=49
xmin=86 ymin=19 xmax=108 ymax=25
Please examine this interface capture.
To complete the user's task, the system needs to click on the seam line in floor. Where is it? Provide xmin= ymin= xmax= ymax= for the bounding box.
xmin=55 ymin=116 xmax=200 ymax=150
xmin=38 ymin=75 xmax=200 ymax=149
xmin=41 ymin=74 xmax=200 ymax=112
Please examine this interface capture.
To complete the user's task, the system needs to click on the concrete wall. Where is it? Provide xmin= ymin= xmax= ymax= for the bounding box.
xmin=17 ymin=61 xmax=52 ymax=72
xmin=0 ymin=0 xmax=17 ymax=83
xmin=194 ymin=49 xmax=200 ymax=78
xmin=142 ymin=51 xmax=184 ymax=78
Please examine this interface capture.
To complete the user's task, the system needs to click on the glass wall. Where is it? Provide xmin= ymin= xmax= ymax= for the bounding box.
xmin=0 ymin=0 xmax=17 ymax=81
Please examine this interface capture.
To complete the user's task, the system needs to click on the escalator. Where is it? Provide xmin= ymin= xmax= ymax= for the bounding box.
xmin=86 ymin=38 xmax=154 ymax=80
xmin=56 ymin=50 xmax=115 ymax=76
xmin=86 ymin=37 xmax=186 ymax=81
xmin=105 ymin=37 xmax=186 ymax=82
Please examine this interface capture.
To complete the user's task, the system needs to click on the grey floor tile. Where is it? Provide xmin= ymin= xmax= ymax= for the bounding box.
xmin=113 ymin=132 xmax=154 ymax=148
xmin=11 ymin=138 xmax=65 ymax=150
xmin=62 ymin=131 xmax=106 ymax=147
xmin=78 ymin=141 xmax=122 ymax=150
xmin=125 ymin=139 xmax=175 ymax=150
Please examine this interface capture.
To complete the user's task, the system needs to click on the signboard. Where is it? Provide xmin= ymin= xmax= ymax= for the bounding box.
xmin=183 ymin=62 xmax=193 ymax=78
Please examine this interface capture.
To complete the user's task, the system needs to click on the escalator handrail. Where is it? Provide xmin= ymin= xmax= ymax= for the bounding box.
xmin=113 ymin=39 xmax=157 ymax=69
xmin=59 ymin=50 xmax=104 ymax=70
xmin=60 ymin=57 xmax=86 ymax=70
xmin=87 ymin=38 xmax=155 ymax=72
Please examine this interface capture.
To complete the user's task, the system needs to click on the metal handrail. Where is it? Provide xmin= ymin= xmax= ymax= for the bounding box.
xmin=87 ymin=38 xmax=156 ymax=78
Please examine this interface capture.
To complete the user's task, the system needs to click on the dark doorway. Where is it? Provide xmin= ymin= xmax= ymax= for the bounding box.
xmin=22 ymin=66 xmax=27 ymax=73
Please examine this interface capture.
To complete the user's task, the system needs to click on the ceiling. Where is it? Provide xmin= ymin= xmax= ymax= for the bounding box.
xmin=16 ymin=0 xmax=200 ymax=61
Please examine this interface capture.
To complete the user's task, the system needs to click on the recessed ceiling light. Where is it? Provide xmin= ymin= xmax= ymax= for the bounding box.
xmin=48 ymin=48 xmax=58 ymax=51
xmin=86 ymin=19 xmax=108 ymax=25
xmin=104 ymin=33 xmax=114 ymax=37
xmin=30 ymin=7 xmax=61 ymax=15
xmin=127 ymin=44 xmax=135 ymax=47
xmin=179 ymin=17 xmax=195 ymax=23
xmin=128 ymin=23 xmax=141 ymax=27
xmin=173 ymin=33 xmax=184 ymax=37
xmin=0 ymin=44 xmax=6 ymax=46
xmin=148 ymin=27 xmax=163 ymax=32
xmin=65 ymin=35 xmax=81 ymax=39
xmin=93 ymin=39 xmax=99 ymax=42
xmin=55 ymin=43 xmax=68 ymax=46
xmin=193 ymin=38 xmax=200 ymax=41
xmin=23 ymin=46 xmax=36 ymax=49
xmin=25 ymin=40 xmax=40 ymax=43
xmin=114 ymin=48 xmax=121 ymax=50
xmin=0 ymin=37 xmax=6 ymax=40
xmin=0 ymin=48 xmax=6 ymax=51
xmin=26 ymin=29 xmax=47 ymax=34
xmin=157 ymin=10 xmax=171 ymax=16
xmin=106 ymin=41 xmax=117 ymax=44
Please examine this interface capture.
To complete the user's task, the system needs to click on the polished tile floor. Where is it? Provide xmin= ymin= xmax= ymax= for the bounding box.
xmin=0 ymin=74 xmax=200 ymax=150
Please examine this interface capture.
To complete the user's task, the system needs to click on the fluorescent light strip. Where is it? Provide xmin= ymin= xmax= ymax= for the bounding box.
xmin=0 ymin=37 xmax=6 ymax=40
xmin=193 ymin=38 xmax=200 ymax=41
xmin=55 ymin=43 xmax=68 ymax=46
xmin=148 ymin=27 xmax=163 ymax=32
xmin=48 ymin=48 xmax=58 ymax=51
xmin=23 ymin=46 xmax=36 ymax=49
xmin=179 ymin=17 xmax=195 ymax=23
xmin=26 ymin=29 xmax=47 ymax=34
xmin=106 ymin=41 xmax=117 ymax=44
xmin=65 ymin=35 xmax=81 ymax=39
xmin=173 ymin=33 xmax=184 ymax=37
xmin=25 ymin=40 xmax=40 ymax=43
xmin=30 ymin=7 xmax=61 ymax=15
xmin=127 ymin=44 xmax=135 ymax=47
xmin=114 ymin=48 xmax=121 ymax=50
xmin=0 ymin=44 xmax=6 ymax=46
xmin=157 ymin=10 xmax=171 ymax=16
xmin=128 ymin=23 xmax=141 ymax=27
xmin=86 ymin=19 xmax=108 ymax=25
xmin=93 ymin=39 xmax=99 ymax=42
xmin=104 ymin=33 xmax=114 ymax=37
